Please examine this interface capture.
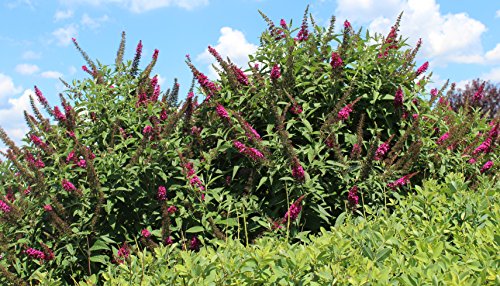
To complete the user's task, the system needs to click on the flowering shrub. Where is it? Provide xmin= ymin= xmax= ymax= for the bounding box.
xmin=0 ymin=9 xmax=498 ymax=284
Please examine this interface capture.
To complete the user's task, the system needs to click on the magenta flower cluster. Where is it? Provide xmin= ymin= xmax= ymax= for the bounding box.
xmin=282 ymin=197 xmax=304 ymax=224
xmin=291 ymin=158 xmax=305 ymax=182
xmin=184 ymin=162 xmax=205 ymax=191
xmin=0 ymin=199 xmax=11 ymax=213
xmin=141 ymin=229 xmax=151 ymax=238
xmin=54 ymin=106 xmax=66 ymax=121
xmin=330 ymin=52 xmax=343 ymax=70
xmin=290 ymin=104 xmax=303 ymax=115
xmin=30 ymin=134 xmax=46 ymax=148
xmin=61 ymin=179 xmax=76 ymax=192
xmin=437 ymin=132 xmax=450 ymax=145
xmin=189 ymin=236 xmax=200 ymax=251
xmin=215 ymin=104 xmax=230 ymax=121
xmin=34 ymin=86 xmax=48 ymax=106
xmin=480 ymin=161 xmax=493 ymax=173
xmin=374 ymin=141 xmax=390 ymax=161
xmin=394 ymin=87 xmax=404 ymax=108
xmin=196 ymin=72 xmax=219 ymax=100
xmin=270 ymin=65 xmax=281 ymax=80
xmin=233 ymin=140 xmax=265 ymax=161
xmin=25 ymin=248 xmax=46 ymax=260
xmin=157 ymin=186 xmax=167 ymax=201
xmin=347 ymin=186 xmax=359 ymax=206
xmin=415 ymin=61 xmax=429 ymax=76
xmin=387 ymin=174 xmax=412 ymax=190
xmin=337 ymin=104 xmax=353 ymax=121
xmin=244 ymin=122 xmax=261 ymax=141
xmin=233 ymin=66 xmax=249 ymax=86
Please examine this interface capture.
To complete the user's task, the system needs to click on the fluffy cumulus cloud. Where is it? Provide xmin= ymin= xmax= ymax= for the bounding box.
xmin=197 ymin=27 xmax=258 ymax=78
xmin=54 ymin=9 xmax=74 ymax=21
xmin=22 ymin=51 xmax=42 ymax=60
xmin=41 ymin=71 xmax=64 ymax=79
xmin=485 ymin=44 xmax=500 ymax=63
xmin=482 ymin=67 xmax=500 ymax=82
xmin=15 ymin=63 xmax=40 ymax=75
xmin=59 ymin=0 xmax=208 ymax=12
xmin=0 ymin=89 xmax=34 ymax=151
xmin=0 ymin=73 xmax=22 ymax=100
xmin=337 ymin=0 xmax=487 ymax=65
xmin=81 ymin=13 xmax=109 ymax=29
xmin=52 ymin=24 xmax=78 ymax=46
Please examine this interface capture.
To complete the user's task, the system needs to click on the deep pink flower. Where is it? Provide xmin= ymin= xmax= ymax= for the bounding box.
xmin=473 ymin=137 xmax=492 ymax=155
xmin=295 ymin=24 xmax=309 ymax=42
xmin=117 ymin=243 xmax=130 ymax=260
xmin=25 ymin=248 xmax=45 ymax=260
xmin=232 ymin=66 xmax=249 ymax=86
xmin=143 ymin=125 xmax=153 ymax=135
xmin=30 ymin=134 xmax=46 ymax=148
xmin=344 ymin=20 xmax=351 ymax=29
xmin=280 ymin=19 xmax=288 ymax=29
xmin=34 ymin=86 xmax=48 ymax=106
xmin=415 ymin=61 xmax=429 ymax=76
xmin=347 ymin=186 xmax=359 ymax=206
xmin=337 ymin=104 xmax=353 ymax=121
xmin=330 ymin=52 xmax=343 ymax=69
xmin=290 ymin=104 xmax=303 ymax=115
xmin=150 ymin=76 xmax=158 ymax=89
xmin=244 ymin=122 xmax=261 ymax=141
xmin=165 ymin=236 xmax=173 ymax=245
xmin=191 ymin=126 xmax=202 ymax=135
xmin=387 ymin=174 xmax=412 ymax=190
xmin=76 ymin=159 xmax=86 ymax=168
xmin=412 ymin=114 xmax=419 ymax=120
xmin=160 ymin=109 xmax=168 ymax=121
xmin=468 ymin=158 xmax=476 ymax=164
xmin=141 ymin=229 xmax=151 ymax=238
xmin=480 ymin=161 xmax=493 ymax=173
xmin=152 ymin=85 xmax=161 ymax=101
xmin=24 ymin=186 xmax=31 ymax=195
xmin=437 ymin=132 xmax=450 ymax=145
xmin=208 ymin=45 xmax=222 ymax=61
xmin=82 ymin=65 xmax=91 ymax=73
xmin=394 ymin=87 xmax=404 ymax=108
xmin=430 ymin=88 xmax=438 ymax=98
xmin=195 ymin=72 xmax=219 ymax=99
xmin=0 ymin=200 xmax=11 ymax=213
xmin=270 ymin=65 xmax=281 ymax=80
xmin=61 ymin=179 xmax=76 ymax=192
xmin=136 ymin=40 xmax=143 ymax=56
xmin=66 ymin=151 xmax=75 ymax=163
xmin=291 ymin=158 xmax=305 ymax=182
xmin=152 ymin=49 xmax=159 ymax=60
xmin=157 ymin=186 xmax=167 ymax=201
xmin=374 ymin=142 xmax=390 ymax=160
xmin=282 ymin=195 xmax=305 ymax=223
xmin=488 ymin=123 xmax=498 ymax=139
xmin=184 ymin=162 xmax=205 ymax=191
xmin=473 ymin=83 xmax=485 ymax=101
xmin=43 ymin=204 xmax=53 ymax=212
xmin=34 ymin=159 xmax=45 ymax=169
xmin=54 ymin=106 xmax=66 ymax=121
xmin=215 ymin=104 xmax=230 ymax=120
xmin=167 ymin=205 xmax=177 ymax=214
xmin=233 ymin=141 xmax=265 ymax=161
xmin=189 ymin=236 xmax=200 ymax=251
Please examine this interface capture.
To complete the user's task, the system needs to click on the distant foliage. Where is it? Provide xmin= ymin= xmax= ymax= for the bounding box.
xmin=449 ymin=78 xmax=500 ymax=119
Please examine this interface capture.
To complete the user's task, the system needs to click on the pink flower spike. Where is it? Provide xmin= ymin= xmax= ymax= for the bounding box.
xmin=141 ymin=229 xmax=151 ymax=238
xmin=480 ymin=160 xmax=493 ymax=173
xmin=215 ymin=104 xmax=230 ymax=120
xmin=34 ymin=86 xmax=48 ymax=106
xmin=0 ymin=200 xmax=11 ymax=213
xmin=270 ymin=65 xmax=281 ymax=80
xmin=167 ymin=205 xmax=177 ymax=214
xmin=61 ymin=179 xmax=76 ymax=192
xmin=143 ymin=125 xmax=153 ymax=135
xmin=157 ymin=186 xmax=167 ymax=201
xmin=347 ymin=185 xmax=359 ymax=206
xmin=152 ymin=49 xmax=159 ymax=60
xmin=437 ymin=132 xmax=450 ymax=145
xmin=344 ymin=20 xmax=351 ymax=29
xmin=415 ymin=61 xmax=429 ymax=76
xmin=43 ymin=204 xmax=53 ymax=212
xmin=337 ymin=104 xmax=353 ymax=121
xmin=330 ymin=52 xmax=343 ymax=69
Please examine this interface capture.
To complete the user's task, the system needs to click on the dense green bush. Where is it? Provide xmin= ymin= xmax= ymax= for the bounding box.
xmin=71 ymin=173 xmax=498 ymax=285
xmin=0 ymin=8 xmax=498 ymax=284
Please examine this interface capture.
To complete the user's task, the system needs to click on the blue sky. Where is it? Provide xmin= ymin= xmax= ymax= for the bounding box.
xmin=0 ymin=0 xmax=499 ymax=150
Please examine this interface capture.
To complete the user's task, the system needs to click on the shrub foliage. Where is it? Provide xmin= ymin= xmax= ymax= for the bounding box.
xmin=0 ymin=9 xmax=498 ymax=284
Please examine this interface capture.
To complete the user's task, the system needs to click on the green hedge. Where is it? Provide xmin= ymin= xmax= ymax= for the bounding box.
xmin=54 ymin=173 xmax=498 ymax=285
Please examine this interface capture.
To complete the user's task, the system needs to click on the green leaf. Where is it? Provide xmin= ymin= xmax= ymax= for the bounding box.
xmin=186 ymin=226 xmax=204 ymax=233
xmin=90 ymin=255 xmax=109 ymax=264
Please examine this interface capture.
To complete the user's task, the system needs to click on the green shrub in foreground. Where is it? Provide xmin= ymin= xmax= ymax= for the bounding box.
xmin=66 ymin=173 xmax=498 ymax=285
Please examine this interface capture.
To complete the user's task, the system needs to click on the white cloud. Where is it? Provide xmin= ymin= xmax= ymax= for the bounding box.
xmin=22 ymin=50 xmax=41 ymax=60
xmin=197 ymin=27 xmax=258 ymax=78
xmin=482 ymin=67 xmax=500 ymax=82
xmin=496 ymin=10 xmax=500 ymax=18
xmin=81 ymin=13 xmax=109 ymax=29
xmin=54 ymin=9 xmax=73 ymax=21
xmin=15 ymin=63 xmax=40 ymax=75
xmin=485 ymin=43 xmax=500 ymax=63
xmin=52 ymin=24 xmax=78 ymax=46
xmin=58 ymin=0 xmax=208 ymax=12
xmin=0 ymin=89 xmax=34 ymax=150
xmin=0 ymin=73 xmax=22 ymax=100
xmin=40 ymin=71 xmax=64 ymax=79
xmin=337 ymin=0 xmax=487 ymax=65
